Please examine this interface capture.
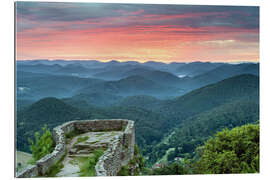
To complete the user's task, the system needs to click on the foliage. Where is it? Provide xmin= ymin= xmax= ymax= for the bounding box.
xmin=117 ymin=144 xmax=145 ymax=176
xmin=17 ymin=97 xmax=89 ymax=152
xmin=28 ymin=125 xmax=54 ymax=161
xmin=76 ymin=136 xmax=89 ymax=143
xmin=193 ymin=124 xmax=259 ymax=174
xmin=16 ymin=73 xmax=259 ymax=172
xmin=134 ymin=145 xmax=145 ymax=172
xmin=149 ymin=98 xmax=259 ymax=165
xmin=44 ymin=160 xmax=64 ymax=177
xmin=167 ymin=149 xmax=177 ymax=162
xmin=44 ymin=148 xmax=67 ymax=177
xmin=77 ymin=149 xmax=104 ymax=176
xmin=117 ymin=165 xmax=129 ymax=176
xmin=152 ymin=162 xmax=188 ymax=175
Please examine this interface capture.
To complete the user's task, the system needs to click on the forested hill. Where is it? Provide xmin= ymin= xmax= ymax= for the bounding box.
xmin=17 ymin=74 xmax=259 ymax=158
xmin=147 ymin=98 xmax=259 ymax=165
xmin=139 ymin=74 xmax=259 ymax=123
xmin=170 ymin=98 xmax=259 ymax=153
xmin=176 ymin=63 xmax=259 ymax=91
xmin=16 ymin=97 xmax=95 ymax=151
xmin=145 ymin=75 xmax=259 ymax=165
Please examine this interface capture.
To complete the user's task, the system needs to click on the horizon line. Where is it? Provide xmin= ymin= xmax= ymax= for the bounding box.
xmin=16 ymin=59 xmax=259 ymax=64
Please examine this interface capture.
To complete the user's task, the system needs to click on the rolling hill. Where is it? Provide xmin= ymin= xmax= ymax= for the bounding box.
xmin=174 ymin=61 xmax=224 ymax=77
xmin=16 ymin=63 xmax=63 ymax=74
xmin=16 ymin=60 xmax=260 ymax=169
xmin=70 ymin=92 xmax=123 ymax=107
xmin=170 ymin=98 xmax=259 ymax=151
xmin=17 ymin=97 xmax=83 ymax=152
xmin=92 ymin=64 xmax=153 ymax=80
xmin=125 ymin=70 xmax=182 ymax=87
xmin=178 ymin=63 xmax=259 ymax=91
xmin=158 ymin=74 xmax=259 ymax=117
xmin=144 ymin=74 xmax=259 ymax=165
xmin=16 ymin=71 xmax=104 ymax=100
xmin=117 ymin=95 xmax=163 ymax=110
xmin=113 ymin=74 xmax=260 ymax=148
xmin=54 ymin=63 xmax=92 ymax=74
xmin=76 ymin=75 xmax=178 ymax=98
xmin=16 ymin=97 xmax=166 ymax=153
xmin=148 ymin=97 xmax=259 ymax=165
xmin=16 ymin=74 xmax=260 ymax=166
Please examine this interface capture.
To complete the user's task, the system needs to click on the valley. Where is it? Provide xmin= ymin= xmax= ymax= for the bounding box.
xmin=16 ymin=60 xmax=259 ymax=174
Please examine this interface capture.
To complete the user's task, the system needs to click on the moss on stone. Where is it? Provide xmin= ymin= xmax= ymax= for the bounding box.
xmin=77 ymin=136 xmax=89 ymax=143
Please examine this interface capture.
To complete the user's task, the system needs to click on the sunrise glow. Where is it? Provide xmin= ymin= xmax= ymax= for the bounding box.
xmin=16 ymin=2 xmax=259 ymax=63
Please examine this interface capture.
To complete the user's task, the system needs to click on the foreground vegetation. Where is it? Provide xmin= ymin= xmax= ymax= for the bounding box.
xmin=194 ymin=124 xmax=259 ymax=174
xmin=151 ymin=124 xmax=259 ymax=175
xmin=117 ymin=145 xmax=145 ymax=176
xmin=28 ymin=125 xmax=54 ymax=162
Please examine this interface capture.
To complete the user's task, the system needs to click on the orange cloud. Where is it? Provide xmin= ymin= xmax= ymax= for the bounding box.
xmin=16 ymin=4 xmax=259 ymax=63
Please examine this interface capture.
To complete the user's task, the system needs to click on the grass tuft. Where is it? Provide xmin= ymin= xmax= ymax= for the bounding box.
xmin=77 ymin=136 xmax=89 ymax=143
xmin=77 ymin=149 xmax=104 ymax=177
xmin=44 ymin=148 xmax=67 ymax=177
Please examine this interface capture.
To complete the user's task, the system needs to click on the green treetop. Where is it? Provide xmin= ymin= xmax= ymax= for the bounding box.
xmin=194 ymin=123 xmax=259 ymax=174
xmin=28 ymin=125 xmax=54 ymax=161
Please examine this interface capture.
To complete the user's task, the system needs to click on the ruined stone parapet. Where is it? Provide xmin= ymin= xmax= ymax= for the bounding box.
xmin=123 ymin=120 xmax=135 ymax=164
xmin=95 ymin=120 xmax=135 ymax=176
xmin=16 ymin=119 xmax=135 ymax=178
xmin=95 ymin=134 xmax=123 ymax=176
xmin=16 ymin=165 xmax=38 ymax=178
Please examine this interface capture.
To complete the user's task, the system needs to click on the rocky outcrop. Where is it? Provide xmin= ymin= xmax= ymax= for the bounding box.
xmin=16 ymin=119 xmax=135 ymax=178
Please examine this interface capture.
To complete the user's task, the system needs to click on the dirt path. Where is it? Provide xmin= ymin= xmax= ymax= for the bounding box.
xmin=56 ymin=135 xmax=81 ymax=177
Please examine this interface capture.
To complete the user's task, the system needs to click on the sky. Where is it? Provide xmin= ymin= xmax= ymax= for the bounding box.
xmin=16 ymin=2 xmax=259 ymax=63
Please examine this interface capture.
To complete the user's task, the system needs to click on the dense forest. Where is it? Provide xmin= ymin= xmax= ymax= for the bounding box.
xmin=151 ymin=124 xmax=259 ymax=175
xmin=16 ymin=60 xmax=259 ymax=174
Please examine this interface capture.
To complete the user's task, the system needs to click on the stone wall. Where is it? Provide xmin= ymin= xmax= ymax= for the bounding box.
xmin=16 ymin=119 xmax=135 ymax=178
xmin=15 ymin=165 xmax=38 ymax=178
xmin=95 ymin=134 xmax=124 ymax=176
xmin=95 ymin=120 xmax=135 ymax=176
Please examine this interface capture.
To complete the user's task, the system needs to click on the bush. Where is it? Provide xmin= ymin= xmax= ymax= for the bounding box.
xmin=117 ymin=165 xmax=129 ymax=176
xmin=194 ymin=124 xmax=259 ymax=174
xmin=152 ymin=162 xmax=188 ymax=175
xmin=28 ymin=125 xmax=54 ymax=161
xmin=77 ymin=149 xmax=104 ymax=177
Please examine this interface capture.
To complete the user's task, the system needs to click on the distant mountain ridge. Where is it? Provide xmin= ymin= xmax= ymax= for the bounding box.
xmin=174 ymin=61 xmax=225 ymax=76
xmin=176 ymin=63 xmax=259 ymax=91
xmin=17 ymin=59 xmax=258 ymax=78
xmin=76 ymin=75 xmax=171 ymax=97
xmin=158 ymin=74 xmax=259 ymax=115
xmin=16 ymin=60 xmax=259 ymax=104
xmin=17 ymin=71 xmax=104 ymax=100
xmin=16 ymin=59 xmax=260 ymax=166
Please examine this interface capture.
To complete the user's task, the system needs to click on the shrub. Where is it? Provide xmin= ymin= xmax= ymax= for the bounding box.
xmin=28 ymin=125 xmax=54 ymax=161
xmin=194 ymin=124 xmax=259 ymax=174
